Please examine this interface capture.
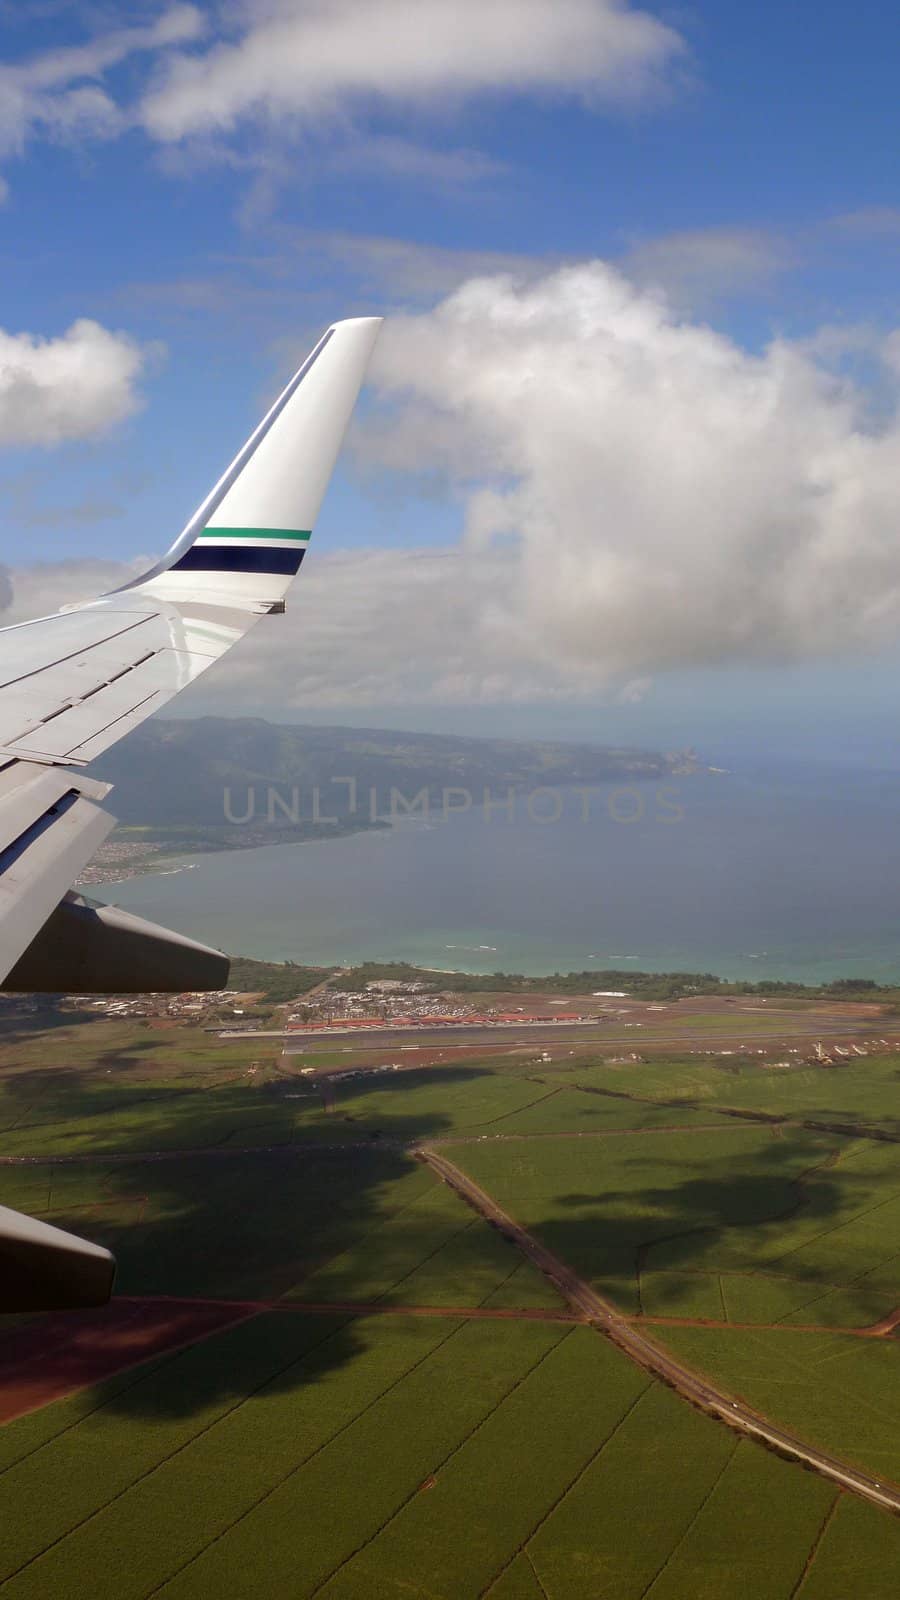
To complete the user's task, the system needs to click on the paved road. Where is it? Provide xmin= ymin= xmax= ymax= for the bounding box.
xmin=420 ymin=1146 xmax=900 ymax=1515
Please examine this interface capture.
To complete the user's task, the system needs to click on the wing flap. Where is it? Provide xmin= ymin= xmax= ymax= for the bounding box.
xmin=7 ymin=681 xmax=165 ymax=760
xmin=0 ymin=605 xmax=166 ymax=753
xmin=0 ymin=760 xmax=116 ymax=980
xmin=0 ymin=604 xmax=240 ymax=762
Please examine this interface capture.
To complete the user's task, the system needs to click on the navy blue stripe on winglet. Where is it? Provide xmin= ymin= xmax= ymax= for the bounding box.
xmin=172 ymin=546 xmax=306 ymax=575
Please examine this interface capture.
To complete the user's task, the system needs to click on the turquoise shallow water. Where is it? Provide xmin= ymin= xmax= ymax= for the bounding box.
xmin=97 ymin=769 xmax=900 ymax=984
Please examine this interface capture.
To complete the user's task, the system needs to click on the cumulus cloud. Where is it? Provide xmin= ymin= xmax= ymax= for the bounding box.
xmin=0 ymin=545 xmax=600 ymax=709
xmin=208 ymin=547 xmax=553 ymax=708
xmin=139 ymin=0 xmax=686 ymax=141
xmin=12 ymin=260 xmax=900 ymax=712
xmin=0 ymin=319 xmax=154 ymax=445
xmin=356 ymin=262 xmax=900 ymax=687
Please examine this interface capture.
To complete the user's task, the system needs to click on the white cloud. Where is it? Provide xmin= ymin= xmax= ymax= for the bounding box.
xmin=115 ymin=233 xmax=556 ymax=337
xmin=0 ymin=544 xmax=600 ymax=708
xmin=224 ymin=134 xmax=507 ymax=232
xmin=11 ymin=7 xmax=203 ymax=93
xmin=139 ymin=0 xmax=687 ymax=141
xmin=827 ymin=207 xmax=900 ymax=239
xmin=209 ymin=546 xmax=559 ymax=708
xmin=623 ymin=226 xmax=791 ymax=309
xmin=326 ymin=135 xmax=505 ymax=186
xmin=355 ymin=262 xmax=900 ymax=687
xmin=0 ymin=319 xmax=155 ymax=445
xmin=0 ymin=2 xmax=684 ymax=206
xmin=0 ymin=557 xmax=148 ymax=626
xmin=0 ymin=5 xmax=203 ymax=160
xmin=617 ymin=676 xmax=653 ymax=704
xmin=12 ymin=260 xmax=900 ymax=711
xmin=293 ymin=231 xmax=553 ymax=301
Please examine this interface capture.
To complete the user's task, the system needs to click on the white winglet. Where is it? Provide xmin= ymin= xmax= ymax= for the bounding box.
xmin=0 ymin=317 xmax=382 ymax=768
xmin=122 ymin=316 xmax=382 ymax=611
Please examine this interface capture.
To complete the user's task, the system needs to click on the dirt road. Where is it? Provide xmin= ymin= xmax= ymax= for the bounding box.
xmin=419 ymin=1146 xmax=900 ymax=1516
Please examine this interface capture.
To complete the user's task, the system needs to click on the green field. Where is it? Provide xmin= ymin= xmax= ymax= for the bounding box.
xmin=288 ymin=1173 xmax=561 ymax=1308
xmin=523 ymin=1387 xmax=833 ymax=1600
xmin=558 ymin=1050 xmax=900 ymax=1134
xmin=451 ymin=1124 xmax=889 ymax=1319
xmin=0 ymin=1149 xmax=554 ymax=1305
xmin=5 ymin=1025 xmax=900 ymax=1593
xmin=653 ymin=1324 xmax=900 ymax=1485
xmin=3 ymin=1315 xmax=897 ymax=1599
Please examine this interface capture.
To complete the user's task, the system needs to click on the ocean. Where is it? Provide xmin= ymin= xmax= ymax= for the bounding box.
xmin=96 ymin=765 xmax=900 ymax=985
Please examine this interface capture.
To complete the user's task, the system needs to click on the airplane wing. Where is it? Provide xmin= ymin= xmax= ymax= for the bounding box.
xmin=0 ymin=316 xmax=381 ymax=1310
xmin=0 ymin=316 xmax=382 ymax=996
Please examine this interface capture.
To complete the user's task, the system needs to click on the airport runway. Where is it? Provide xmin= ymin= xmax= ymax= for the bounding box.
xmin=271 ymin=1016 xmax=888 ymax=1057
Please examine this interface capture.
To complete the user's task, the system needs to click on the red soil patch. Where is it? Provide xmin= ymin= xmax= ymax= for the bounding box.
xmin=0 ymin=1294 xmax=580 ymax=1428
xmin=0 ymin=1298 xmax=259 ymax=1426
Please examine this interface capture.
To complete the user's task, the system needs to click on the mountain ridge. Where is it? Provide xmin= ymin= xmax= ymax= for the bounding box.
xmin=89 ymin=715 xmax=703 ymax=830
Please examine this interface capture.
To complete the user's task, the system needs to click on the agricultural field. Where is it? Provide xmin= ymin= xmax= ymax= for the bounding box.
xmin=5 ymin=1021 xmax=900 ymax=1592
xmin=287 ymin=1172 xmax=561 ymax=1309
xmin=452 ymin=1123 xmax=882 ymax=1319
xmin=556 ymin=1049 xmax=900 ymax=1133
xmin=2 ymin=1315 xmax=898 ymax=1598
xmin=1 ymin=1147 xmax=558 ymax=1306
xmin=653 ymin=1324 xmax=900 ymax=1487
xmin=329 ymin=1065 xmax=738 ymax=1141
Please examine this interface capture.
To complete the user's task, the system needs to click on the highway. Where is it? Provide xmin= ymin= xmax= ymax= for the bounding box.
xmin=419 ymin=1147 xmax=900 ymax=1516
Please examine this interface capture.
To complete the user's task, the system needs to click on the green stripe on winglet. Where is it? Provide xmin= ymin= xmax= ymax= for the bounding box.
xmin=201 ymin=527 xmax=311 ymax=541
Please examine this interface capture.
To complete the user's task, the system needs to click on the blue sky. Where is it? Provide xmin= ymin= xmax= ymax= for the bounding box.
xmin=2 ymin=0 xmax=900 ymax=758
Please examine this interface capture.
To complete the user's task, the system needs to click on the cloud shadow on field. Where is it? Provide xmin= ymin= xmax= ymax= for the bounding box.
xmin=439 ymin=1121 xmax=880 ymax=1319
xmin=5 ymin=1047 xmax=898 ymax=1425
xmin=523 ymin=1132 xmax=876 ymax=1318
xmin=0 ymin=1053 xmax=503 ymax=1421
